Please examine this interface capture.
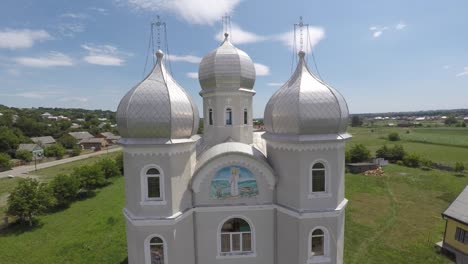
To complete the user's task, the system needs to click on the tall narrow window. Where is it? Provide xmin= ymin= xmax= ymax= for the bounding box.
xmin=243 ymin=109 xmax=248 ymax=125
xmin=209 ymin=108 xmax=213 ymax=125
xmin=311 ymin=162 xmax=326 ymax=193
xmin=225 ymin=108 xmax=232 ymax=125
xmin=455 ymin=227 xmax=468 ymax=244
xmin=311 ymin=229 xmax=325 ymax=256
xmin=220 ymin=218 xmax=253 ymax=256
xmin=146 ymin=168 xmax=161 ymax=199
xmin=149 ymin=236 xmax=165 ymax=264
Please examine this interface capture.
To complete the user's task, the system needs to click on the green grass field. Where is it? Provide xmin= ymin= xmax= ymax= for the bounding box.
xmin=0 ymin=127 xmax=467 ymax=263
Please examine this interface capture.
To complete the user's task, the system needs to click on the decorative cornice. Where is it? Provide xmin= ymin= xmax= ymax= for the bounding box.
xmin=124 ymin=142 xmax=196 ymax=157
xmin=200 ymin=89 xmax=255 ymax=97
xmin=265 ymin=140 xmax=345 ymax=152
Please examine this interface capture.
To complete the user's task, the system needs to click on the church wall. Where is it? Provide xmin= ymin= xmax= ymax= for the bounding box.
xmin=126 ymin=214 xmax=195 ymax=264
xmin=193 ymin=154 xmax=274 ymax=207
xmin=203 ymin=93 xmax=253 ymax=146
xmin=123 ymin=144 xmax=194 ymax=218
xmin=194 ymin=209 xmax=275 ymax=264
xmin=276 ymin=210 xmax=300 ymax=264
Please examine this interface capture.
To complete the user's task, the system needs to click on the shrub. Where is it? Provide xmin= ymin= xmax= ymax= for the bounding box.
xmin=347 ymin=144 xmax=371 ymax=163
xmin=115 ymin=152 xmax=124 ymax=175
xmin=44 ymin=144 xmax=66 ymax=159
xmin=49 ymin=174 xmax=80 ymax=207
xmin=396 ymin=160 xmax=404 ymax=166
xmin=71 ymin=145 xmax=81 ymax=157
xmin=16 ymin=149 xmax=33 ymax=162
xmin=96 ymin=158 xmax=120 ymax=179
xmin=72 ymin=164 xmax=106 ymax=190
xmin=403 ymin=153 xmax=421 ymax=168
xmin=388 ymin=132 xmax=400 ymax=141
xmin=420 ymin=158 xmax=433 ymax=167
xmin=455 ymin=162 xmax=465 ymax=173
xmin=376 ymin=145 xmax=392 ymax=160
xmin=390 ymin=145 xmax=406 ymax=161
xmin=0 ymin=153 xmax=12 ymax=171
xmin=351 ymin=116 xmax=363 ymax=127
xmin=7 ymin=178 xmax=55 ymax=226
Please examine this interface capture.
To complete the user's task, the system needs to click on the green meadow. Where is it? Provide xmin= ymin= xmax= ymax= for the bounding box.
xmin=0 ymin=126 xmax=467 ymax=263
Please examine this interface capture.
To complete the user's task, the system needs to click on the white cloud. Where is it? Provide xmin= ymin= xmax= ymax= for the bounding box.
xmin=0 ymin=29 xmax=52 ymax=49
xmin=254 ymin=63 xmax=270 ymax=76
xmin=58 ymin=23 xmax=85 ymax=37
xmin=61 ymin=13 xmax=87 ymax=19
xmin=274 ymin=27 xmax=325 ymax=53
xmin=11 ymin=90 xmax=62 ymax=99
xmin=186 ymin=72 xmax=198 ymax=79
xmin=81 ymin=44 xmax=129 ymax=66
xmin=267 ymin=82 xmax=283 ymax=86
xmin=443 ymin=65 xmax=450 ymax=70
xmin=456 ymin=67 xmax=468 ymax=77
xmin=14 ymin=52 xmax=74 ymax=68
xmin=215 ymin=24 xmax=267 ymax=44
xmin=89 ymin=7 xmax=108 ymax=15
xmin=126 ymin=0 xmax=242 ymax=25
xmin=369 ymin=26 xmax=388 ymax=38
xmin=395 ymin=22 xmax=407 ymax=30
xmin=167 ymin=54 xmax=202 ymax=64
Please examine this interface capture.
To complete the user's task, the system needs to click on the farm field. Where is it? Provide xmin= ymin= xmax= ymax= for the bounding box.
xmin=0 ymin=127 xmax=467 ymax=263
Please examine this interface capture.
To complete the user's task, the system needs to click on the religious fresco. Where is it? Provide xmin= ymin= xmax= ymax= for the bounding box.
xmin=210 ymin=166 xmax=258 ymax=199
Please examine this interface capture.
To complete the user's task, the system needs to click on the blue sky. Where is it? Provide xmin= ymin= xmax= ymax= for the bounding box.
xmin=1 ymin=0 xmax=468 ymax=117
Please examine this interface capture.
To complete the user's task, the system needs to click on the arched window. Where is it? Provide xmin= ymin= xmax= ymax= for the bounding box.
xmin=310 ymin=229 xmax=325 ymax=257
xmin=209 ymin=108 xmax=213 ymax=125
xmin=146 ymin=167 xmax=162 ymax=200
xmin=225 ymin=108 xmax=232 ymax=125
xmin=311 ymin=162 xmax=326 ymax=193
xmin=220 ymin=218 xmax=253 ymax=255
xmin=147 ymin=236 xmax=166 ymax=264
xmin=243 ymin=109 xmax=248 ymax=125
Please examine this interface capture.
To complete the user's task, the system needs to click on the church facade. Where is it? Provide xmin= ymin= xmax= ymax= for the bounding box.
xmin=117 ymin=33 xmax=350 ymax=264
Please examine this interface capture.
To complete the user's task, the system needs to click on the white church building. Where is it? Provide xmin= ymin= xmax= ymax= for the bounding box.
xmin=117 ymin=31 xmax=350 ymax=264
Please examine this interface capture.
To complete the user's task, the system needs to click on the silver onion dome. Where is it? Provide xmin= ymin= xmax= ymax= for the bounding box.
xmin=117 ymin=50 xmax=199 ymax=139
xmin=264 ymin=51 xmax=349 ymax=135
xmin=198 ymin=33 xmax=256 ymax=91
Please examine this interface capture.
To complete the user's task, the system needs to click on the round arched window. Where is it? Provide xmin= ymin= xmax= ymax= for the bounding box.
xmin=220 ymin=218 xmax=253 ymax=255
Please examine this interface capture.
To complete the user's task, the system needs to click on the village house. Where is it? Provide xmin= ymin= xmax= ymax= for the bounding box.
xmin=79 ymin=137 xmax=108 ymax=151
xmin=440 ymin=186 xmax=468 ymax=264
xmin=31 ymin=136 xmax=56 ymax=146
xmin=68 ymin=131 xmax=94 ymax=141
xmin=96 ymin=132 xmax=121 ymax=144
xmin=17 ymin=144 xmax=44 ymax=159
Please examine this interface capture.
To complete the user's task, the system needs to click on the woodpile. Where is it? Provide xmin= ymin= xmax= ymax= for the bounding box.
xmin=364 ymin=167 xmax=385 ymax=176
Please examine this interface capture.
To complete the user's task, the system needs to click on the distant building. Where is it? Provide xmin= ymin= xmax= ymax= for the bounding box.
xmin=440 ymin=185 xmax=468 ymax=263
xmin=75 ymin=118 xmax=86 ymax=122
xmin=70 ymin=123 xmax=81 ymax=129
xmin=69 ymin=131 xmax=94 ymax=141
xmin=41 ymin=112 xmax=52 ymax=119
xmin=464 ymin=117 xmax=468 ymax=123
xmin=31 ymin=136 xmax=56 ymax=146
xmin=0 ymin=113 xmax=3 ymax=116
xmin=17 ymin=144 xmax=43 ymax=159
xmin=96 ymin=132 xmax=121 ymax=144
xmin=79 ymin=137 xmax=108 ymax=151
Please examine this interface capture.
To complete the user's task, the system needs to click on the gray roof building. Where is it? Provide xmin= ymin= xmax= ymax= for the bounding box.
xmin=443 ymin=185 xmax=468 ymax=224
xmin=69 ymin=131 xmax=94 ymax=140
xmin=31 ymin=136 xmax=56 ymax=145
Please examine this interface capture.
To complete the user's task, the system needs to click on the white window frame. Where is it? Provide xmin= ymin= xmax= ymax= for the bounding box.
xmin=217 ymin=215 xmax=256 ymax=259
xmin=307 ymin=227 xmax=330 ymax=264
xmin=308 ymin=160 xmax=332 ymax=199
xmin=225 ymin=107 xmax=233 ymax=126
xmin=140 ymin=164 xmax=166 ymax=205
xmin=144 ymin=234 xmax=168 ymax=264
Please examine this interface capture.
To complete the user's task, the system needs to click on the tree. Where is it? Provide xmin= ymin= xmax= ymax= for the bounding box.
xmin=0 ymin=127 xmax=20 ymax=156
xmin=96 ymin=158 xmax=121 ymax=179
xmin=44 ymin=144 xmax=66 ymax=159
xmin=351 ymin=116 xmax=363 ymax=127
xmin=376 ymin=144 xmax=392 ymax=160
xmin=387 ymin=132 xmax=400 ymax=141
xmin=72 ymin=164 xmax=106 ymax=190
xmin=390 ymin=144 xmax=406 ymax=161
xmin=71 ymin=145 xmax=81 ymax=157
xmin=403 ymin=153 xmax=421 ymax=167
xmin=16 ymin=149 xmax=33 ymax=162
xmin=444 ymin=115 xmax=458 ymax=126
xmin=455 ymin=162 xmax=465 ymax=173
xmin=49 ymin=174 xmax=80 ymax=207
xmin=347 ymin=144 xmax=371 ymax=163
xmin=57 ymin=134 xmax=77 ymax=149
xmin=7 ymin=178 xmax=54 ymax=226
xmin=0 ymin=153 xmax=12 ymax=171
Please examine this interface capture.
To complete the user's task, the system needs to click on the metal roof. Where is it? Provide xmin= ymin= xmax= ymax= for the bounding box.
xmin=264 ymin=51 xmax=349 ymax=136
xmin=79 ymin=138 xmax=106 ymax=144
xmin=31 ymin=136 xmax=56 ymax=145
xmin=198 ymin=33 xmax=256 ymax=91
xmin=116 ymin=50 xmax=199 ymax=140
xmin=68 ymin=131 xmax=94 ymax=140
xmin=443 ymin=185 xmax=468 ymax=224
xmin=18 ymin=144 xmax=42 ymax=152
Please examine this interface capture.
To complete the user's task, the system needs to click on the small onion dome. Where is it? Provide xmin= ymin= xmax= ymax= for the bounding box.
xmin=117 ymin=50 xmax=199 ymax=139
xmin=198 ymin=33 xmax=256 ymax=91
xmin=264 ymin=51 xmax=349 ymax=135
